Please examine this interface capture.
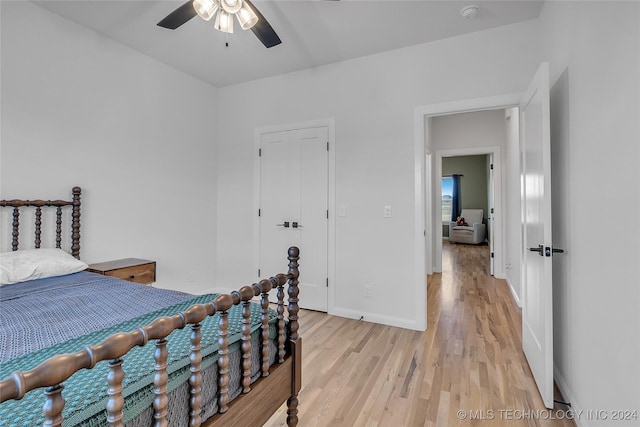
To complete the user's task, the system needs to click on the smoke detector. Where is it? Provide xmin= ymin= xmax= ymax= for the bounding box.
xmin=460 ymin=5 xmax=480 ymax=19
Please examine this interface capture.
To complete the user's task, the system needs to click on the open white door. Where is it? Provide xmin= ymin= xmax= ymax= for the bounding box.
xmin=520 ymin=62 xmax=555 ymax=409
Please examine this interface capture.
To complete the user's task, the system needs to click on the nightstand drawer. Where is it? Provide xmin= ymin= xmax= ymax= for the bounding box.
xmin=106 ymin=263 xmax=156 ymax=284
xmin=87 ymin=258 xmax=156 ymax=285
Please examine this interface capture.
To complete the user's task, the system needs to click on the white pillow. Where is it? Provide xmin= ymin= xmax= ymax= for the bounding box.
xmin=0 ymin=248 xmax=88 ymax=285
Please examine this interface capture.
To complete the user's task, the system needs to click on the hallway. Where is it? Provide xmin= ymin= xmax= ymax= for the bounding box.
xmin=432 ymin=241 xmax=574 ymax=426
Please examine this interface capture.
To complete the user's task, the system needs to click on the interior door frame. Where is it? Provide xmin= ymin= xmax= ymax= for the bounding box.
xmin=489 ymin=152 xmax=496 ymax=276
xmin=414 ymin=93 xmax=520 ymax=331
xmin=253 ymin=118 xmax=336 ymax=313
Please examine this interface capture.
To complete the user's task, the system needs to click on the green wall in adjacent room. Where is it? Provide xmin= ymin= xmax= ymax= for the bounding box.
xmin=442 ymin=155 xmax=489 ymax=237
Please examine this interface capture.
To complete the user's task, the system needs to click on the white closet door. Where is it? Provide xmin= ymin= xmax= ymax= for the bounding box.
xmin=259 ymin=127 xmax=328 ymax=312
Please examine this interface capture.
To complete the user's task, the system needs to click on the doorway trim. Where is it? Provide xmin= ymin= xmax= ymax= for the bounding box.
xmin=414 ymin=94 xmax=520 ymax=331
xmin=253 ymin=117 xmax=336 ymax=313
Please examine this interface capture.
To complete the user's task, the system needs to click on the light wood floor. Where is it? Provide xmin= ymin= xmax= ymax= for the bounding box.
xmin=265 ymin=242 xmax=575 ymax=426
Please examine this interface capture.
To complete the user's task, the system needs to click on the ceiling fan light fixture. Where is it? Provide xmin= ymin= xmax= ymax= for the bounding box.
xmin=193 ymin=0 xmax=219 ymax=21
xmin=215 ymin=9 xmax=234 ymax=33
xmin=220 ymin=0 xmax=242 ymax=15
xmin=158 ymin=0 xmax=280 ymax=48
xmin=237 ymin=2 xmax=258 ymax=30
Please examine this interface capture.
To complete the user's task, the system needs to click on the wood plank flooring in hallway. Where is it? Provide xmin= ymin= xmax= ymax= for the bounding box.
xmin=264 ymin=241 xmax=575 ymax=426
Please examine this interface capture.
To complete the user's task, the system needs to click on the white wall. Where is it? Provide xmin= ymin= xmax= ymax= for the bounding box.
xmin=539 ymin=1 xmax=640 ymax=425
xmin=215 ymin=20 xmax=542 ymax=329
xmin=431 ymin=110 xmax=507 ymax=153
xmin=0 ymin=1 xmax=219 ymax=294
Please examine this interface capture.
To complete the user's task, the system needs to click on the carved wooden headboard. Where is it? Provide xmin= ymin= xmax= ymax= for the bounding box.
xmin=0 ymin=187 xmax=82 ymax=258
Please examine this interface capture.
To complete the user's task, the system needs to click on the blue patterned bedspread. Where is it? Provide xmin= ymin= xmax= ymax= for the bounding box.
xmin=0 ymin=271 xmax=194 ymax=362
xmin=0 ymin=273 xmax=278 ymax=426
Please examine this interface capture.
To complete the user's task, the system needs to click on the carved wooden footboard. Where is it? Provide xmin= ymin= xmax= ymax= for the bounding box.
xmin=0 ymin=247 xmax=301 ymax=427
xmin=0 ymin=187 xmax=302 ymax=426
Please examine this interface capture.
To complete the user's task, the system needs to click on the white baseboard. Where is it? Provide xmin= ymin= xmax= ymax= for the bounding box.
xmin=330 ymin=307 xmax=423 ymax=331
xmin=505 ymin=277 xmax=522 ymax=308
xmin=554 ymin=368 xmax=588 ymax=427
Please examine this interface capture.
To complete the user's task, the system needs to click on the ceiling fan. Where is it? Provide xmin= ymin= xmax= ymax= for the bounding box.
xmin=157 ymin=0 xmax=281 ymax=48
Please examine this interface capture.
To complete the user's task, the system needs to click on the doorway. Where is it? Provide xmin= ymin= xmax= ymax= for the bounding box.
xmin=414 ymin=63 xmax=553 ymax=408
xmin=431 ymin=113 xmax=505 ymax=279
xmin=413 ymin=93 xmax=520 ymax=331
xmin=440 ymin=153 xmax=494 ymax=274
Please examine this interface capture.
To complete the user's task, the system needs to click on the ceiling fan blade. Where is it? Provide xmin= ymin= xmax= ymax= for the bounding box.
xmin=244 ymin=0 xmax=282 ymax=48
xmin=157 ymin=1 xmax=197 ymax=30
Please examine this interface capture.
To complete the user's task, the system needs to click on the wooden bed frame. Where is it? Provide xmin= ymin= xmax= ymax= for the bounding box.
xmin=0 ymin=187 xmax=302 ymax=427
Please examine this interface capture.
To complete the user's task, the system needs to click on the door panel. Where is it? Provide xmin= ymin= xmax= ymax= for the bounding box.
xmin=259 ymin=131 xmax=300 ymax=294
xmin=298 ymin=131 xmax=329 ymax=310
xmin=259 ymin=127 xmax=328 ymax=312
xmin=520 ymin=62 xmax=554 ymax=409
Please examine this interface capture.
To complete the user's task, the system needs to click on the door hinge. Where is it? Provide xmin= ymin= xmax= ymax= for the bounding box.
xmin=326 ymin=278 xmax=329 ymax=287
xmin=491 ymin=252 xmax=495 ymax=258
xmin=490 ymin=163 xmax=494 ymax=170
xmin=326 ymin=210 xmax=329 ymax=219
xmin=258 ymin=269 xmax=261 ymax=277
xmin=491 ymin=208 xmax=494 ymax=214
xmin=327 ymin=141 xmax=329 ymax=151
xmin=258 ymin=148 xmax=262 ymax=157
xmin=258 ymin=208 xmax=261 ymax=217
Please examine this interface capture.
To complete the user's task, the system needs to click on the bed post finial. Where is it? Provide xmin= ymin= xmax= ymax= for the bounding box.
xmin=71 ymin=187 xmax=81 ymax=259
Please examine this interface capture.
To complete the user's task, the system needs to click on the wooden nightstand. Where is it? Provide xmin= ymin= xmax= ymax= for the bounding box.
xmin=86 ymin=258 xmax=156 ymax=285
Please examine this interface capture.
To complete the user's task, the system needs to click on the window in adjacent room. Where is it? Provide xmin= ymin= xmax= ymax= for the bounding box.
xmin=442 ymin=176 xmax=453 ymax=223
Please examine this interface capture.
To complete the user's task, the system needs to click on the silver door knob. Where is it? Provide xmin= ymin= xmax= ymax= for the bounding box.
xmin=529 ymin=245 xmax=565 ymax=257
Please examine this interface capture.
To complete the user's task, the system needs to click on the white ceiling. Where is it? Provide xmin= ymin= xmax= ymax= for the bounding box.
xmin=32 ymin=0 xmax=545 ymax=87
